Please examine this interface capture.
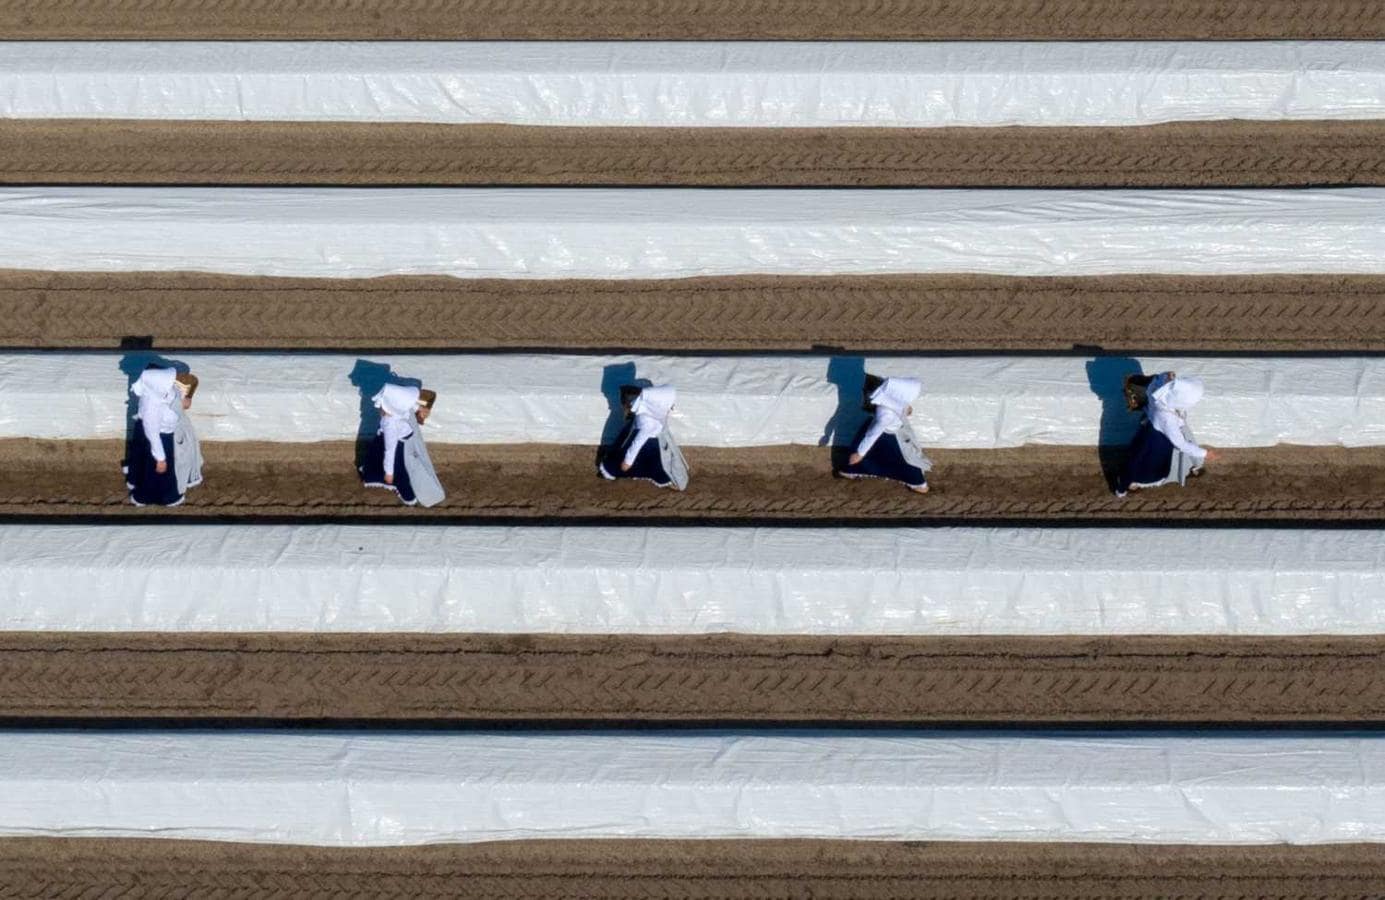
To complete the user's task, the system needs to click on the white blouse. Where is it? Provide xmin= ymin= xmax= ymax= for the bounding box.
xmin=380 ymin=413 xmax=415 ymax=477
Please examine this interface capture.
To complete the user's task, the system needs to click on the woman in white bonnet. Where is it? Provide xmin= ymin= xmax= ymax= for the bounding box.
xmin=835 ymin=374 xmax=932 ymax=493
xmin=598 ymin=383 xmax=689 ymax=490
xmin=123 ymin=365 xmax=201 ymax=507
xmin=359 ymin=383 xmax=445 ymax=507
xmin=1115 ymin=371 xmax=1218 ymax=498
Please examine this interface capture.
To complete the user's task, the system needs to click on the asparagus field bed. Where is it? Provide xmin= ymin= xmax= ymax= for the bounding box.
xmin=0 ymin=633 xmax=1380 ymax=723
xmin=5 ymin=120 xmax=1385 ymax=188
xmin=5 ymin=270 xmax=1385 ymax=351
xmin=2 ymin=0 xmax=1383 ymax=40
xmin=2 ymin=440 xmax=1381 ymax=522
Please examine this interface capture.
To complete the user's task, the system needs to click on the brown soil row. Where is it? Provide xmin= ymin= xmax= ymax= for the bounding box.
xmin=7 ymin=270 xmax=1385 ymax=352
xmin=2 ymin=0 xmax=1382 ymax=39
xmin=2 ymin=838 xmax=1381 ymax=899
xmin=4 ymin=440 xmax=1383 ymax=522
xmin=6 ymin=120 xmax=1385 ymax=187
xmin=2 ymin=633 xmax=1382 ymax=723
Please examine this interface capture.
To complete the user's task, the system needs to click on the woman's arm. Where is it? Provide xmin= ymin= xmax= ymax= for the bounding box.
xmin=382 ymin=418 xmax=400 ymax=481
xmin=621 ymin=418 xmax=661 ymax=469
xmin=141 ymin=402 xmax=167 ymax=467
xmin=852 ymin=415 xmax=888 ymax=461
xmin=1151 ymin=408 xmax=1207 ymax=461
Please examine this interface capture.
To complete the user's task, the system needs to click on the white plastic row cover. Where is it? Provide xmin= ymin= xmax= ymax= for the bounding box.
xmin=5 ymin=525 xmax=1381 ymax=636
xmin=1 ymin=731 xmax=1381 ymax=846
xmin=5 ymin=187 xmax=1385 ymax=278
xmin=2 ymin=42 xmax=1384 ymax=128
xmin=6 ymin=352 xmax=1382 ymax=449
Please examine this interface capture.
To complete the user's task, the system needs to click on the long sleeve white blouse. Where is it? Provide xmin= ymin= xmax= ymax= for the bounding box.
xmin=380 ymin=414 xmax=415 ymax=476
xmin=1149 ymin=405 xmax=1207 ymax=462
xmin=855 ymin=408 xmax=904 ymax=457
xmin=137 ymin=394 xmax=179 ymax=462
xmin=622 ymin=414 xmax=663 ymax=466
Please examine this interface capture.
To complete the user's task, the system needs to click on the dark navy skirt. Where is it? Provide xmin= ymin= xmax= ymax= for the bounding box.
xmin=599 ymin=421 xmax=672 ymax=487
xmin=1116 ymin=419 xmax=1174 ymax=493
xmin=359 ymin=433 xmax=417 ymax=504
xmin=839 ymin=430 xmax=927 ymax=488
xmin=125 ymin=429 xmax=183 ymax=506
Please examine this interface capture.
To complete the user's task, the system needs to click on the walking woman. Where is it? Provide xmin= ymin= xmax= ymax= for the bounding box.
xmin=359 ymin=384 xmax=446 ymax=507
xmin=1115 ymin=371 xmax=1217 ymax=498
xmin=836 ymin=374 xmax=932 ymax=493
xmin=598 ymin=383 xmax=689 ymax=490
xmin=124 ymin=365 xmax=202 ymax=507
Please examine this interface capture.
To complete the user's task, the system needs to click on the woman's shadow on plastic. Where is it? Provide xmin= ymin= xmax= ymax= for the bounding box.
xmin=118 ymin=352 xmax=189 ymax=460
xmin=1085 ymin=354 xmax=1144 ymax=491
xmin=819 ymin=356 xmax=868 ymax=470
xmin=349 ymin=360 xmax=422 ymax=471
xmin=596 ymin=362 xmax=650 ymax=466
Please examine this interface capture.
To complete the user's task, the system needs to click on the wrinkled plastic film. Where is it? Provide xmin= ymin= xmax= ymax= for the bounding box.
xmin=0 ymin=731 xmax=1381 ymax=846
xmin=4 ymin=188 xmax=1385 ymax=279
xmin=3 ymin=525 xmax=1381 ymax=635
xmin=3 ymin=42 xmax=1385 ymax=127
xmin=4 ymin=352 xmax=1381 ymax=448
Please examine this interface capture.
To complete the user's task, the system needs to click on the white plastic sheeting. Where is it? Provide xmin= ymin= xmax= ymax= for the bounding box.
xmin=3 ymin=42 xmax=1385 ymax=127
xmin=6 ymin=352 xmax=1383 ymax=449
xmin=6 ymin=188 xmax=1385 ymax=279
xmin=0 ymin=731 xmax=1382 ymax=846
xmin=4 ymin=525 xmax=1381 ymax=636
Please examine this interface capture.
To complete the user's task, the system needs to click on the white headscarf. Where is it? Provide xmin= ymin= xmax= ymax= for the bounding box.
xmin=867 ymin=376 xmax=921 ymax=433
xmin=632 ymin=384 xmax=676 ymax=423
xmin=130 ymin=367 xmax=177 ymax=404
xmin=627 ymin=384 xmax=675 ymax=440
xmin=373 ymin=383 xmax=421 ymax=419
xmin=870 ymin=377 xmax=921 ymax=416
xmin=1152 ymin=376 xmax=1204 ymax=412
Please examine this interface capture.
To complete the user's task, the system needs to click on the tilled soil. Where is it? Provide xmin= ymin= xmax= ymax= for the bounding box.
xmin=7 ymin=120 xmax=1385 ymax=188
xmin=1 ymin=633 xmax=1381 ymax=723
xmin=6 ymin=270 xmax=1385 ymax=352
xmin=4 ymin=439 xmax=1382 ymax=522
xmin=2 ymin=0 xmax=1382 ymax=39
xmin=1 ymin=838 xmax=1381 ymax=899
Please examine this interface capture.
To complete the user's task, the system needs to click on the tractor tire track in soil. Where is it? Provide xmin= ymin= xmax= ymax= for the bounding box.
xmin=3 ymin=441 xmax=1382 ymax=523
xmin=1 ymin=633 xmax=1382 ymax=723
xmin=6 ymin=120 xmax=1385 ymax=188
xmin=5 ymin=270 xmax=1385 ymax=351
xmin=1 ymin=838 xmax=1381 ymax=899
xmin=3 ymin=0 xmax=1383 ymax=39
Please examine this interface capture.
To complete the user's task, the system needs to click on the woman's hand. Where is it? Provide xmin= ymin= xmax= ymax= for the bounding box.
xmin=848 ymin=453 xmax=863 ymax=466
xmin=155 ymin=460 xmax=168 ymax=474
xmin=384 ymin=472 xmax=394 ymax=485
xmin=620 ymin=461 xmax=632 ymax=472
xmin=1203 ymin=449 xmax=1219 ymax=462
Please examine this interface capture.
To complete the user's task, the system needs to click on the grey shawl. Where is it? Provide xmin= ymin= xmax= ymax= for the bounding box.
xmin=403 ymin=426 xmax=447 ymax=508
xmin=1166 ymin=422 xmax=1200 ymax=487
xmin=895 ymin=419 xmax=934 ymax=474
xmin=658 ymin=427 xmax=690 ymax=491
xmin=172 ymin=403 xmax=203 ymax=494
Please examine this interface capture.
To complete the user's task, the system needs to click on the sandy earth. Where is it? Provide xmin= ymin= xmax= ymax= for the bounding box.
xmin=5 ymin=270 xmax=1385 ymax=352
xmin=0 ymin=838 xmax=1380 ymax=898
xmin=0 ymin=633 xmax=1380 ymax=723
xmin=2 ymin=0 xmax=1381 ymax=39
xmin=3 ymin=439 xmax=1381 ymax=522
xmin=4 ymin=3 xmax=1383 ymax=882
xmin=4 ymin=120 xmax=1384 ymax=188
